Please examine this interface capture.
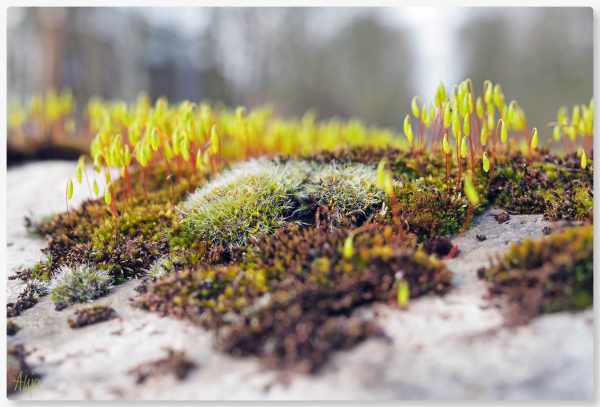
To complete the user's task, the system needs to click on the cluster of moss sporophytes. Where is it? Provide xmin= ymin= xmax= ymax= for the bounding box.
xmin=10 ymin=78 xmax=593 ymax=372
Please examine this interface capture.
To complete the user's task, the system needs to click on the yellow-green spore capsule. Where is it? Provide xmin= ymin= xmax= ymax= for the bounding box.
xmin=67 ymin=178 xmax=74 ymax=200
xmin=581 ymin=151 xmax=587 ymax=170
xmin=404 ymin=115 xmax=410 ymax=136
xmin=480 ymin=125 xmax=488 ymax=146
xmin=531 ymin=128 xmax=538 ymax=149
xmin=483 ymin=152 xmax=490 ymax=172
xmin=464 ymin=175 xmax=480 ymax=205
xmin=151 ymin=128 xmax=160 ymax=151
xmin=484 ymin=80 xmax=493 ymax=104
xmin=500 ymin=121 xmax=508 ymax=143
xmin=93 ymin=179 xmax=99 ymax=196
xmin=405 ymin=122 xmax=413 ymax=143
xmin=397 ymin=279 xmax=409 ymax=307
xmin=181 ymin=136 xmax=190 ymax=162
xmin=411 ymin=96 xmax=420 ymax=118
xmin=463 ymin=113 xmax=471 ymax=136
xmin=210 ymin=125 xmax=220 ymax=155
xmin=476 ymin=97 xmax=484 ymax=119
xmin=377 ymin=159 xmax=386 ymax=188
xmin=343 ymin=234 xmax=354 ymax=259
xmin=105 ymin=183 xmax=112 ymax=205
xmin=383 ymin=173 xmax=394 ymax=196
xmin=443 ymin=102 xmax=451 ymax=129
xmin=553 ymin=125 xmax=561 ymax=141
xmin=443 ymin=134 xmax=450 ymax=154
xmin=76 ymin=163 xmax=83 ymax=183
xmin=461 ymin=136 xmax=468 ymax=158
xmin=452 ymin=108 xmax=460 ymax=138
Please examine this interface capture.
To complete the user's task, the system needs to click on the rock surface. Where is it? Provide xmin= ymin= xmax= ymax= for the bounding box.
xmin=6 ymin=161 xmax=593 ymax=400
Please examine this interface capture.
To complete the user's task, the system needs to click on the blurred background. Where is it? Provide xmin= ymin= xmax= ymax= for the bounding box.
xmin=7 ymin=7 xmax=593 ymax=140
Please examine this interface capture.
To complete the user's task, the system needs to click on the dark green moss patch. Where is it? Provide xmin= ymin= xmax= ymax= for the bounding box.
xmin=67 ymin=305 xmax=117 ymax=328
xmin=137 ymin=223 xmax=452 ymax=372
xmin=480 ymin=225 xmax=593 ymax=325
xmin=7 ymin=320 xmax=20 ymax=336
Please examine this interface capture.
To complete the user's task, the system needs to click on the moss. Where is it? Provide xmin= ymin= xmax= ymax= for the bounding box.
xmin=7 ymin=320 xmax=20 ymax=336
xmin=480 ymin=225 xmax=593 ymax=324
xmin=67 ymin=305 xmax=117 ymax=328
xmin=12 ymin=105 xmax=593 ymax=373
xmin=48 ymin=263 xmax=113 ymax=304
xmin=179 ymin=159 xmax=309 ymax=249
xmin=137 ymin=223 xmax=452 ymax=372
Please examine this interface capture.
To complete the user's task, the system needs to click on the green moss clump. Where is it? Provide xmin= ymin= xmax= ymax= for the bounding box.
xmin=67 ymin=305 xmax=117 ymax=328
xmin=145 ymin=254 xmax=185 ymax=279
xmin=7 ymin=320 xmax=20 ymax=336
xmin=138 ymin=223 xmax=452 ymax=372
xmin=494 ymin=151 xmax=593 ymax=221
xmin=48 ymin=263 xmax=113 ymax=304
xmin=481 ymin=225 xmax=593 ymax=324
xmin=180 ymin=159 xmax=308 ymax=249
xmin=303 ymin=162 xmax=385 ymax=228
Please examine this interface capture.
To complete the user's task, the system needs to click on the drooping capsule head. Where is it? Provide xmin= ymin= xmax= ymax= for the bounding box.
xmin=531 ymin=128 xmax=538 ymax=149
xmin=105 ymin=183 xmax=112 ymax=205
xmin=464 ymin=175 xmax=480 ymax=206
xmin=443 ymin=102 xmax=451 ymax=129
xmin=150 ymin=127 xmax=160 ymax=151
xmin=67 ymin=177 xmax=74 ymax=200
xmin=480 ymin=125 xmax=488 ymax=146
xmin=507 ymin=101 xmax=516 ymax=123
xmin=484 ymin=80 xmax=493 ymax=104
xmin=76 ymin=162 xmax=83 ymax=183
xmin=411 ymin=96 xmax=420 ymax=118
xmin=553 ymin=125 xmax=561 ymax=141
xmin=500 ymin=120 xmax=508 ymax=143
xmin=403 ymin=115 xmax=410 ymax=136
xmin=443 ymin=133 xmax=450 ymax=154
xmin=93 ymin=179 xmax=99 ymax=196
xmin=483 ymin=152 xmax=490 ymax=172
xmin=581 ymin=150 xmax=587 ymax=170
xmin=461 ymin=136 xmax=468 ymax=158
xmin=476 ymin=97 xmax=484 ymax=119
xmin=463 ymin=113 xmax=471 ymax=136
xmin=572 ymin=105 xmax=581 ymax=125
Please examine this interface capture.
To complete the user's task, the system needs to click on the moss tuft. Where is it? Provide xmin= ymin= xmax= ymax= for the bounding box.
xmin=481 ymin=225 xmax=593 ymax=324
xmin=48 ymin=263 xmax=113 ymax=304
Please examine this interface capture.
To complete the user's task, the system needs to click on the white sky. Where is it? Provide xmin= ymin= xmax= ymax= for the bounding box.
xmin=391 ymin=7 xmax=467 ymax=101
